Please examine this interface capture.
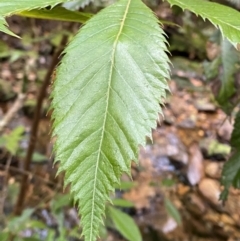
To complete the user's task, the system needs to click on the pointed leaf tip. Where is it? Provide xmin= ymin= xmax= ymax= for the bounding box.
xmin=52 ymin=0 xmax=170 ymax=239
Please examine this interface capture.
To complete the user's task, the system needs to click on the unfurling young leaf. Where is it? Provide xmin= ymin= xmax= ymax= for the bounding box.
xmin=51 ymin=0 xmax=170 ymax=239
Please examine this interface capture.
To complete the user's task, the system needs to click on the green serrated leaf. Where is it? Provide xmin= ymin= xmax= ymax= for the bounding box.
xmin=0 ymin=0 xmax=70 ymax=36
xmin=0 ymin=17 xmax=19 ymax=38
xmin=18 ymin=6 xmax=92 ymax=23
xmin=52 ymin=0 xmax=170 ymax=239
xmin=0 ymin=0 xmax=67 ymax=15
xmin=167 ymin=0 xmax=240 ymax=48
xmin=231 ymin=111 xmax=240 ymax=149
xmin=108 ymin=207 xmax=142 ymax=241
xmin=220 ymin=150 xmax=240 ymax=201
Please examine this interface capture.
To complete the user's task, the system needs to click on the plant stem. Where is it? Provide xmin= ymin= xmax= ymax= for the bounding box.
xmin=14 ymin=34 xmax=69 ymax=215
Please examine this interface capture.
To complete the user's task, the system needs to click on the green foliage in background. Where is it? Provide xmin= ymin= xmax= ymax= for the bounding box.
xmin=0 ymin=126 xmax=24 ymax=155
xmin=1 ymin=185 xmax=140 ymax=241
xmin=0 ymin=0 xmax=240 ymax=240
xmin=164 ymin=198 xmax=181 ymax=225
xmin=221 ymin=111 xmax=240 ymax=200
xmin=108 ymin=206 xmax=141 ymax=241
xmin=0 ymin=126 xmax=48 ymax=162
xmin=204 ymin=35 xmax=240 ymax=114
xmin=18 ymin=6 xmax=92 ymax=23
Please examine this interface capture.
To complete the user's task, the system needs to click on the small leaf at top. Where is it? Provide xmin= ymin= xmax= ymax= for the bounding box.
xmin=0 ymin=0 xmax=70 ymax=36
xmin=167 ymin=0 xmax=240 ymax=48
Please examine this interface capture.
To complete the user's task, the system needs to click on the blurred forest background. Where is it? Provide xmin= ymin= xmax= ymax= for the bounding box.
xmin=0 ymin=0 xmax=240 ymax=240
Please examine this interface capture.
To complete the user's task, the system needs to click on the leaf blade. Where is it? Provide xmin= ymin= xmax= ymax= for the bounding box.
xmin=167 ymin=0 xmax=240 ymax=48
xmin=0 ymin=17 xmax=19 ymax=37
xmin=0 ymin=0 xmax=69 ymax=36
xmin=52 ymin=0 xmax=170 ymax=240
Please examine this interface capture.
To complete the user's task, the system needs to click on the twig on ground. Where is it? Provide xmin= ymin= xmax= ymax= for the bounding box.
xmin=14 ymin=32 xmax=71 ymax=216
xmin=0 ymin=163 xmax=56 ymax=186
xmin=0 ymin=93 xmax=26 ymax=133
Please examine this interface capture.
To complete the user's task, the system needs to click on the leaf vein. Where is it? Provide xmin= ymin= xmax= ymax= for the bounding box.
xmin=89 ymin=0 xmax=132 ymax=239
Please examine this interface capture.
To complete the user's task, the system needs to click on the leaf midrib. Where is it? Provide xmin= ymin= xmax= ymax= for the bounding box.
xmin=89 ymin=0 xmax=132 ymax=240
